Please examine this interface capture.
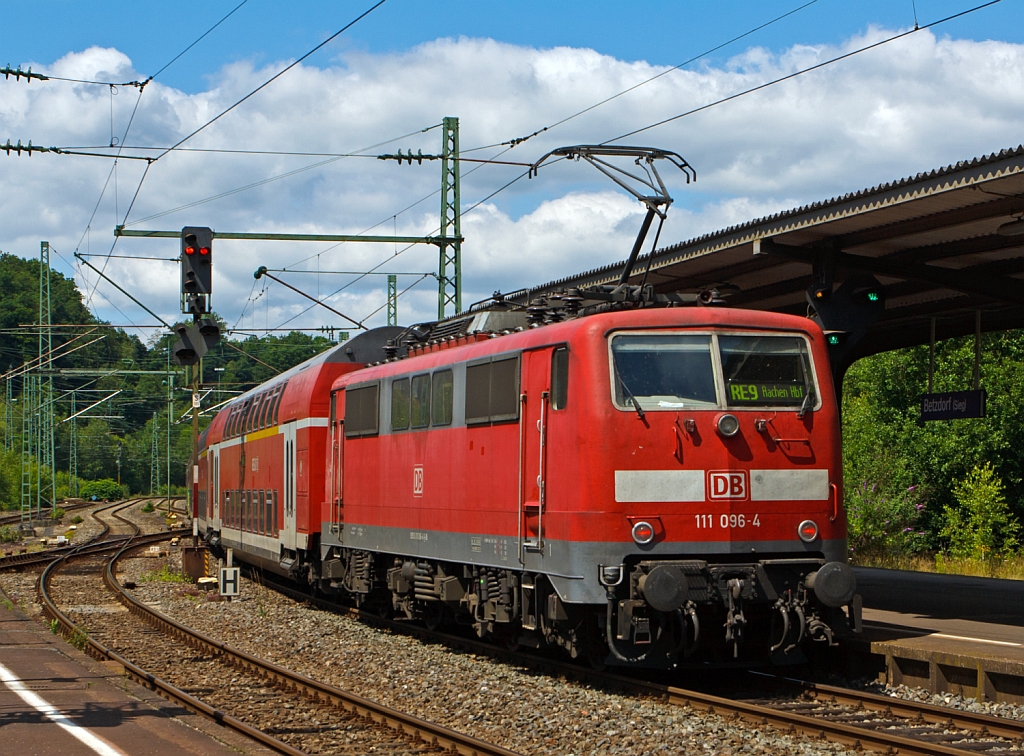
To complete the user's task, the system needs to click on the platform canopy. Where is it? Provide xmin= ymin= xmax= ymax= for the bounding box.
xmin=512 ymin=145 xmax=1024 ymax=364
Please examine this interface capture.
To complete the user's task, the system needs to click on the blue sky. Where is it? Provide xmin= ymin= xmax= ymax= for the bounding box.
xmin=1 ymin=0 xmax=1022 ymax=332
xmin=6 ymin=0 xmax=1018 ymax=95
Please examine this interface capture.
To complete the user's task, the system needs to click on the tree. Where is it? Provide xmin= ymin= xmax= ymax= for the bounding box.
xmin=941 ymin=463 xmax=1020 ymax=559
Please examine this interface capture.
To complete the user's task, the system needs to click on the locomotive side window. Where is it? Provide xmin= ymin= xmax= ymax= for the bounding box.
xmin=391 ymin=378 xmax=410 ymax=430
xmin=431 ymin=370 xmax=454 ymax=426
xmin=411 ymin=374 xmax=431 ymax=428
xmin=610 ymin=334 xmax=717 ymax=410
xmin=466 ymin=354 xmax=521 ymax=425
xmin=719 ymin=335 xmax=815 ymax=408
xmin=490 ymin=356 xmax=519 ymax=421
xmin=465 ymin=362 xmax=491 ymax=425
xmin=345 ymin=383 xmax=380 ymax=438
xmin=551 ymin=347 xmax=569 ymax=410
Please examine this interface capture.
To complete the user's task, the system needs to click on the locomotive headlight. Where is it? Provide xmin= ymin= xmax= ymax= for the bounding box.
xmin=716 ymin=413 xmax=740 ymax=437
xmin=632 ymin=520 xmax=656 ymax=545
xmin=798 ymin=519 xmax=819 ymax=542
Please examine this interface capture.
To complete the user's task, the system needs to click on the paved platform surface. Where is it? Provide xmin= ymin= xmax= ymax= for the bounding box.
xmin=854 ymin=566 xmax=1024 ymax=627
xmin=852 ymin=567 xmax=1024 ymax=702
xmin=0 ymin=601 xmax=273 ymax=756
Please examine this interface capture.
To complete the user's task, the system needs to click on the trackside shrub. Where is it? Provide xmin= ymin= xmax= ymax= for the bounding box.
xmin=940 ymin=463 xmax=1020 ymax=560
xmin=80 ymin=479 xmax=127 ymax=501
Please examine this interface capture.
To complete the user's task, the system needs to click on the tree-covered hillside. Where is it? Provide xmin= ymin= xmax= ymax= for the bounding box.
xmin=0 ymin=253 xmax=337 ymax=508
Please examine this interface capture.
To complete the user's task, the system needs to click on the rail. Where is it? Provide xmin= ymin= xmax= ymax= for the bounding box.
xmin=38 ymin=534 xmax=521 ymax=756
xmin=255 ymin=569 xmax=1024 ymax=756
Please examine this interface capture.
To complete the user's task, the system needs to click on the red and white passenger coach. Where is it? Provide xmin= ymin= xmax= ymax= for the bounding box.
xmin=197 ymin=303 xmax=859 ymax=668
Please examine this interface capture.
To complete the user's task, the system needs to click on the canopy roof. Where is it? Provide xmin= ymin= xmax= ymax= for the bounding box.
xmin=512 ymin=145 xmax=1024 ymax=361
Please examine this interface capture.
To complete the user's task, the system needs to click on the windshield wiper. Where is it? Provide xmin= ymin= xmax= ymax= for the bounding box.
xmin=618 ymin=375 xmax=646 ymax=420
xmin=796 ymin=384 xmax=815 ymax=419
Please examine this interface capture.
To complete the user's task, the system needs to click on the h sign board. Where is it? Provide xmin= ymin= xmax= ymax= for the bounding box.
xmin=920 ymin=390 xmax=986 ymax=421
xmin=219 ymin=567 xmax=240 ymax=597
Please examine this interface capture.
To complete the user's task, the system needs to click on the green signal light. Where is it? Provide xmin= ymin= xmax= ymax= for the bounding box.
xmin=867 ymin=291 xmax=880 ymax=302
xmin=827 ymin=333 xmax=841 ymax=345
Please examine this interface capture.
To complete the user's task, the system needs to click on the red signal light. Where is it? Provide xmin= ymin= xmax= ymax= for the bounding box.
xmin=200 ymin=247 xmax=210 ymax=256
xmin=797 ymin=519 xmax=819 ymax=542
xmin=185 ymin=246 xmax=196 ymax=255
xmin=631 ymin=520 xmax=655 ymax=545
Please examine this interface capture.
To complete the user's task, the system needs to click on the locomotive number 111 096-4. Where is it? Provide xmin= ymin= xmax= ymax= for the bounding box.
xmin=695 ymin=513 xmax=761 ymax=529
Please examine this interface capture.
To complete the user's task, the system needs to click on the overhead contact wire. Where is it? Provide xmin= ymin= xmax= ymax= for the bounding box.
xmin=462 ymin=0 xmax=821 ymax=155
xmin=154 ymin=0 xmax=390 ymax=161
xmin=608 ymin=0 xmax=1002 ymax=142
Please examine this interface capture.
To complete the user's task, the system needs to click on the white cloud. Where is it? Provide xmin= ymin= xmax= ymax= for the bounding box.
xmin=2 ymin=29 xmax=1023 ymax=332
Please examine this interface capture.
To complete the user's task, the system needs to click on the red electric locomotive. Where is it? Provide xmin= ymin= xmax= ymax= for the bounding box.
xmin=198 ymin=301 xmax=859 ymax=669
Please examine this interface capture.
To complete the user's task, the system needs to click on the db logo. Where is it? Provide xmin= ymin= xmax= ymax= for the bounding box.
xmin=709 ymin=471 xmax=747 ymax=500
xmin=412 ymin=465 xmax=424 ymax=497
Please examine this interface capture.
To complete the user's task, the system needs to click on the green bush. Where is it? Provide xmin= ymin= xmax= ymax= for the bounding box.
xmin=0 ymin=525 xmax=20 ymax=543
xmin=940 ymin=463 xmax=1021 ymax=559
xmin=140 ymin=502 xmax=155 ymax=513
xmin=80 ymin=479 xmax=127 ymax=501
xmin=70 ymin=515 xmax=83 ymax=525
xmin=50 ymin=507 xmax=66 ymax=521
xmin=846 ymin=479 xmax=930 ymax=561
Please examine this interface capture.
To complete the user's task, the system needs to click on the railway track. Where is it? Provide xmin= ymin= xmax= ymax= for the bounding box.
xmin=38 ymin=533 xmax=521 ymax=756
xmin=0 ymin=498 xmax=94 ymax=526
xmin=0 ymin=499 xmax=168 ymax=570
xmin=250 ymin=569 xmax=1024 ymax=756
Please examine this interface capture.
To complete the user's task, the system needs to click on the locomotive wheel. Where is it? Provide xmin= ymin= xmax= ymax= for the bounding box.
xmin=423 ymin=601 xmax=446 ymax=631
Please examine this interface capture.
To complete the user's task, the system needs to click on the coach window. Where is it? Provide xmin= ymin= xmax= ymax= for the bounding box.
xmin=252 ymin=395 xmax=266 ymax=432
xmin=431 ymin=370 xmax=453 ymax=426
xmin=268 ymin=388 xmax=280 ymax=426
xmin=411 ymin=374 xmax=431 ymax=429
xmin=391 ymin=378 xmax=410 ymax=430
xmin=258 ymin=392 xmax=272 ymax=429
xmin=551 ymin=347 xmax=569 ymax=410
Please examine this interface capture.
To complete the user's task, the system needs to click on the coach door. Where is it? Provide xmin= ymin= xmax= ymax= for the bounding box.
xmin=282 ymin=423 xmax=297 ymax=550
xmin=329 ymin=390 xmax=344 ymax=535
xmin=212 ymin=448 xmax=220 ymax=528
xmin=520 ymin=348 xmax=553 ymax=557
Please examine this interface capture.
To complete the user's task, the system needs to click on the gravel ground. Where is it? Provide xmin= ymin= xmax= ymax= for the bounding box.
xmin=46 ymin=552 xmax=446 ymax=755
xmin=860 ymin=680 xmax=1024 ymax=721
xmin=123 ymin=554 xmax=858 ymax=756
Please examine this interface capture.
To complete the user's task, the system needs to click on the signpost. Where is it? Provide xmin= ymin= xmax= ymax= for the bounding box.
xmin=219 ymin=567 xmax=240 ymax=598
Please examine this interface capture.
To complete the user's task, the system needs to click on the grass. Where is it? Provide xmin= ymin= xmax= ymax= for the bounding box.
xmin=139 ymin=564 xmax=190 ymax=584
xmin=140 ymin=502 xmax=155 ymax=513
xmin=853 ymin=552 xmax=1024 ymax=580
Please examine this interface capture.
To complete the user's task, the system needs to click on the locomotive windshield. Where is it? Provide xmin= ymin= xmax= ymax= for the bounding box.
xmin=719 ymin=335 xmax=814 ymax=408
xmin=609 ymin=332 xmax=817 ymax=411
xmin=610 ymin=334 xmax=718 ymax=409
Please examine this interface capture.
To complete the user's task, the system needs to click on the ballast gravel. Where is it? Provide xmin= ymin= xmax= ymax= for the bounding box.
xmin=862 ymin=681 xmax=1024 ymax=722
xmin=123 ymin=557 xmax=858 ymax=756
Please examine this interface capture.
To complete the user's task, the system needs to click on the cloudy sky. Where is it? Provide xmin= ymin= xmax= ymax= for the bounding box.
xmin=1 ymin=0 xmax=1022 ymax=339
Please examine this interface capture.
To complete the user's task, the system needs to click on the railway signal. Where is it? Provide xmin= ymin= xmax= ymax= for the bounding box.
xmin=171 ymin=317 xmax=221 ymax=367
xmin=808 ymin=274 xmax=885 ymax=364
xmin=181 ymin=226 xmax=213 ymax=315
